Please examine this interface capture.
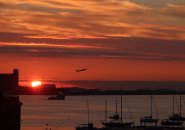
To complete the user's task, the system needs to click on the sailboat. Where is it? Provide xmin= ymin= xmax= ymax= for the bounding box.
xmin=140 ymin=95 xmax=159 ymax=127
xmin=169 ymin=95 xmax=185 ymax=121
xmin=76 ymin=101 xmax=97 ymax=130
xmin=102 ymin=90 xmax=134 ymax=128
xmin=161 ymin=95 xmax=183 ymax=127
xmin=108 ymin=96 xmax=120 ymax=121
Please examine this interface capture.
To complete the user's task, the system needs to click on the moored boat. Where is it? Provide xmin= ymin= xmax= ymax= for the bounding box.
xmin=161 ymin=95 xmax=185 ymax=128
xmin=76 ymin=101 xmax=98 ymax=130
xmin=140 ymin=96 xmax=159 ymax=127
xmin=48 ymin=92 xmax=65 ymax=100
xmin=76 ymin=123 xmax=98 ymax=130
xmin=102 ymin=90 xmax=134 ymax=129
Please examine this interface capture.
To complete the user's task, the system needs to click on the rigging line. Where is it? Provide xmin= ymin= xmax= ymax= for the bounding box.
xmin=116 ymin=96 xmax=118 ymax=115
xmin=180 ymin=95 xmax=182 ymax=116
xmin=173 ymin=95 xmax=175 ymax=115
xmin=105 ymin=100 xmax=108 ymax=122
xmin=121 ymin=88 xmax=123 ymax=123
xmin=183 ymin=99 xmax=185 ymax=114
xmin=182 ymin=95 xmax=185 ymax=105
xmin=124 ymin=95 xmax=134 ymax=123
xmin=151 ymin=95 xmax=153 ymax=117
xmin=183 ymin=97 xmax=185 ymax=105
xmin=181 ymin=95 xmax=184 ymax=116
xmin=87 ymin=100 xmax=90 ymax=123
xmin=175 ymin=100 xmax=180 ymax=114
xmin=152 ymin=98 xmax=159 ymax=119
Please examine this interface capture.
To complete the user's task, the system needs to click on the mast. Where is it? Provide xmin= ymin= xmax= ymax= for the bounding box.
xmin=116 ymin=96 xmax=118 ymax=115
xmin=173 ymin=95 xmax=174 ymax=116
xmin=180 ymin=95 xmax=182 ymax=117
xmin=121 ymin=88 xmax=123 ymax=123
xmin=151 ymin=95 xmax=153 ymax=117
xmin=105 ymin=100 xmax=107 ymax=122
xmin=87 ymin=100 xmax=90 ymax=123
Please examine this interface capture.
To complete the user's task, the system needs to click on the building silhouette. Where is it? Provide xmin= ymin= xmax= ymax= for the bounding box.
xmin=0 ymin=69 xmax=22 ymax=130
xmin=0 ymin=69 xmax=19 ymax=92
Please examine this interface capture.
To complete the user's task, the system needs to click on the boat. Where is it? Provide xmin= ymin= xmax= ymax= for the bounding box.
xmin=161 ymin=119 xmax=183 ymax=126
xmin=76 ymin=101 xmax=97 ymax=130
xmin=108 ymin=96 xmax=120 ymax=121
xmin=102 ymin=121 xmax=133 ymax=128
xmin=48 ymin=92 xmax=65 ymax=100
xmin=161 ymin=95 xmax=184 ymax=128
xmin=140 ymin=95 xmax=159 ymax=127
xmin=76 ymin=123 xmax=97 ymax=130
xmin=168 ymin=95 xmax=185 ymax=121
xmin=102 ymin=90 xmax=134 ymax=128
xmin=169 ymin=114 xmax=185 ymax=121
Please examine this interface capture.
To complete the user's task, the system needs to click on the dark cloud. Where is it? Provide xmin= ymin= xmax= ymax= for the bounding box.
xmin=0 ymin=32 xmax=185 ymax=61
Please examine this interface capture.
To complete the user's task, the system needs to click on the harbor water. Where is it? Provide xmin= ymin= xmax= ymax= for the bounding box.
xmin=20 ymin=95 xmax=184 ymax=130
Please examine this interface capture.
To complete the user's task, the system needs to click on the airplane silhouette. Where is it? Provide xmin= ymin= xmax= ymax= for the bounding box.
xmin=76 ymin=68 xmax=87 ymax=72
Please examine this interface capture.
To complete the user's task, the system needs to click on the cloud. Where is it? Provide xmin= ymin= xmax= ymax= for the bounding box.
xmin=0 ymin=0 xmax=185 ymax=61
xmin=0 ymin=32 xmax=185 ymax=61
xmin=0 ymin=0 xmax=184 ymax=40
xmin=162 ymin=3 xmax=185 ymax=18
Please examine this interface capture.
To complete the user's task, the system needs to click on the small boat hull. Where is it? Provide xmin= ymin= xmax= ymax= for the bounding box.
xmin=102 ymin=121 xmax=133 ymax=128
xmin=76 ymin=123 xmax=98 ymax=130
xmin=48 ymin=95 xmax=65 ymax=100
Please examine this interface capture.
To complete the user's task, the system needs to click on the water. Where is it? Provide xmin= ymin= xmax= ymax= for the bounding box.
xmin=20 ymin=95 xmax=184 ymax=130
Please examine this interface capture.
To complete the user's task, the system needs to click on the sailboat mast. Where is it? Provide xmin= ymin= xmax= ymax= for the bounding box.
xmin=87 ymin=100 xmax=90 ymax=123
xmin=121 ymin=88 xmax=123 ymax=123
xmin=151 ymin=95 xmax=153 ymax=117
xmin=105 ymin=100 xmax=107 ymax=122
xmin=116 ymin=96 xmax=118 ymax=115
xmin=180 ymin=95 xmax=182 ymax=117
xmin=173 ymin=95 xmax=174 ymax=116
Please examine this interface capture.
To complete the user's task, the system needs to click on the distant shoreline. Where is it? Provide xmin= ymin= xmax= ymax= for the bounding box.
xmin=18 ymin=87 xmax=185 ymax=96
xmin=20 ymin=80 xmax=185 ymax=90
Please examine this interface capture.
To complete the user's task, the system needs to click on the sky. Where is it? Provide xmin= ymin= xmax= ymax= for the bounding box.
xmin=0 ymin=0 xmax=185 ymax=81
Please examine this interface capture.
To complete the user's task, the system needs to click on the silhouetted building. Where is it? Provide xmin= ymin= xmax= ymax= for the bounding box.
xmin=0 ymin=69 xmax=22 ymax=130
xmin=0 ymin=69 xmax=19 ymax=92
xmin=0 ymin=93 xmax=22 ymax=130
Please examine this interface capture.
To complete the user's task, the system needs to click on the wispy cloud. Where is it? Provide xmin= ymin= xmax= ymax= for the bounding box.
xmin=0 ymin=0 xmax=184 ymax=39
xmin=0 ymin=0 xmax=185 ymax=61
xmin=162 ymin=3 xmax=185 ymax=19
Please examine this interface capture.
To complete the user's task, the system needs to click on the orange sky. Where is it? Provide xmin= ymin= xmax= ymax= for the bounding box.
xmin=1 ymin=55 xmax=185 ymax=81
xmin=0 ymin=0 xmax=185 ymax=81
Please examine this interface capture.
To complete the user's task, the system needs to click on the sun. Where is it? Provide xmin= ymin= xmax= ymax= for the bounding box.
xmin=31 ymin=81 xmax=42 ymax=88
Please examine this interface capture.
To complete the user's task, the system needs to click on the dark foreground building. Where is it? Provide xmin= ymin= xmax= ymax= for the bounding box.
xmin=0 ymin=69 xmax=22 ymax=130
xmin=0 ymin=69 xmax=19 ymax=92
xmin=0 ymin=93 xmax=22 ymax=130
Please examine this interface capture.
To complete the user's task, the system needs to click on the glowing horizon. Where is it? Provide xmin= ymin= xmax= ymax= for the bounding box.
xmin=0 ymin=0 xmax=185 ymax=82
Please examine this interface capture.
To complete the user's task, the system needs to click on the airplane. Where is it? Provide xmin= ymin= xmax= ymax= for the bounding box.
xmin=76 ymin=68 xmax=87 ymax=72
